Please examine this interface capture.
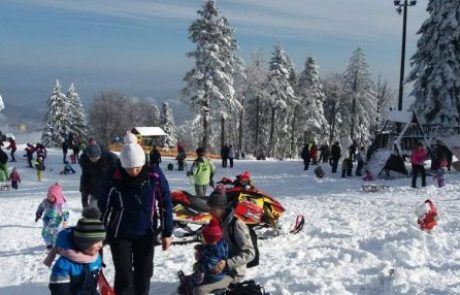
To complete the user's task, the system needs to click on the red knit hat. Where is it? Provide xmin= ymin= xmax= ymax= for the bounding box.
xmin=202 ymin=218 xmax=222 ymax=244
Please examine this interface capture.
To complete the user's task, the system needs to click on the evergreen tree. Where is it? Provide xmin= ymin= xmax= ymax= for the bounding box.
xmin=66 ymin=83 xmax=87 ymax=137
xmin=0 ymin=93 xmax=4 ymax=113
xmin=297 ymin=57 xmax=329 ymax=146
xmin=408 ymin=0 xmax=460 ymax=127
xmin=343 ymin=47 xmax=378 ymax=143
xmin=42 ymin=80 xmax=72 ymax=147
xmin=285 ymin=56 xmax=301 ymax=158
xmin=160 ymin=102 xmax=177 ymax=148
xmin=323 ymin=74 xmax=349 ymax=144
xmin=183 ymin=0 xmax=243 ymax=150
xmin=266 ymin=44 xmax=296 ymax=159
xmin=243 ymin=50 xmax=270 ymax=158
xmin=151 ymin=104 xmax=161 ymax=127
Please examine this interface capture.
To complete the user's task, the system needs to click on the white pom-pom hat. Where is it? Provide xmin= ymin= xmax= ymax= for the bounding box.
xmin=120 ymin=131 xmax=146 ymax=169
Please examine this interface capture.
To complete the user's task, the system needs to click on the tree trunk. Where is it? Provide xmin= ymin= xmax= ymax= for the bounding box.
xmin=290 ymin=106 xmax=298 ymax=158
xmin=255 ymin=97 xmax=260 ymax=156
xmin=351 ymin=96 xmax=356 ymax=140
xmin=329 ymin=103 xmax=336 ymax=144
xmin=268 ymin=107 xmax=276 ymax=158
xmin=221 ymin=116 xmax=225 ymax=150
xmin=202 ymin=113 xmax=208 ymax=150
xmin=238 ymin=109 xmax=244 ymax=159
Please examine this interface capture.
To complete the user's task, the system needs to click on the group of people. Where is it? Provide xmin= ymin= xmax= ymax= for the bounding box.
xmin=220 ymin=144 xmax=236 ymax=168
xmin=61 ymin=132 xmax=84 ymax=164
xmin=35 ymin=131 xmax=255 ymax=295
xmin=301 ymin=141 xmax=361 ymax=178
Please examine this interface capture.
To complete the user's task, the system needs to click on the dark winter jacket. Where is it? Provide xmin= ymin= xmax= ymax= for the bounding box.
xmin=331 ymin=144 xmax=341 ymax=160
xmin=221 ymin=146 xmax=230 ymax=159
xmin=301 ymin=146 xmax=310 ymax=161
xmin=149 ymin=148 xmax=162 ymax=166
xmin=35 ymin=144 xmax=47 ymax=159
xmin=0 ymin=148 xmax=7 ymax=164
xmin=79 ymin=147 xmax=119 ymax=200
xmin=102 ymin=165 xmax=173 ymax=240
xmin=49 ymin=228 xmax=102 ymax=295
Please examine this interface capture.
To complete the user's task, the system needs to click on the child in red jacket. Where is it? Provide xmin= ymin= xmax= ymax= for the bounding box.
xmin=8 ymin=167 xmax=21 ymax=190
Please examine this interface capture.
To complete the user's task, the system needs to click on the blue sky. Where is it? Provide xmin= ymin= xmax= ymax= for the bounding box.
xmin=0 ymin=0 xmax=429 ymax=122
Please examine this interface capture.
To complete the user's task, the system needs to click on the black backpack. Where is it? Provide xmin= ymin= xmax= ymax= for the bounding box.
xmin=226 ymin=280 xmax=269 ymax=295
xmin=228 ymin=217 xmax=259 ymax=268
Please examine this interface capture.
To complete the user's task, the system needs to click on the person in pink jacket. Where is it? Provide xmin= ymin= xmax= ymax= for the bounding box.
xmin=411 ymin=143 xmax=429 ymax=188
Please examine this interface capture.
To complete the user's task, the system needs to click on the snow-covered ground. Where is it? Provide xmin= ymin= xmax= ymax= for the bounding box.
xmin=1 ymin=140 xmax=460 ymax=294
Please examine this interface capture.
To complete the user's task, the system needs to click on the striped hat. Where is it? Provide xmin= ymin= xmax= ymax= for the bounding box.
xmin=73 ymin=207 xmax=106 ymax=251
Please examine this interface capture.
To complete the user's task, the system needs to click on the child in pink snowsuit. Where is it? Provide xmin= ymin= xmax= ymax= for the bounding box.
xmin=8 ymin=167 xmax=21 ymax=190
xmin=35 ymin=183 xmax=69 ymax=249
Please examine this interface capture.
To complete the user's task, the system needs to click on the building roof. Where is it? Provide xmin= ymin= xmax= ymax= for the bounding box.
xmin=132 ymin=127 xmax=166 ymax=137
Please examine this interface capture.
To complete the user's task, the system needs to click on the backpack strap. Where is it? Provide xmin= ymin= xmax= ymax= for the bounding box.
xmin=148 ymin=171 xmax=161 ymax=217
xmin=228 ymin=217 xmax=238 ymax=248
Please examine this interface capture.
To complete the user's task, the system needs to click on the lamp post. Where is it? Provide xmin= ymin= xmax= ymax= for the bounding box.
xmin=394 ymin=0 xmax=417 ymax=111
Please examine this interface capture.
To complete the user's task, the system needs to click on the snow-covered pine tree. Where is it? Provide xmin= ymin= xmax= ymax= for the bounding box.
xmin=42 ymin=80 xmax=72 ymax=147
xmin=160 ymin=102 xmax=177 ymax=148
xmin=297 ymin=57 xmax=329 ymax=148
xmin=375 ymin=75 xmax=395 ymax=126
xmin=66 ymin=83 xmax=87 ymax=138
xmin=285 ymin=56 xmax=301 ymax=158
xmin=408 ymin=0 xmax=460 ymax=127
xmin=266 ymin=44 xmax=296 ymax=159
xmin=243 ymin=50 xmax=271 ymax=158
xmin=0 ymin=93 xmax=4 ymax=112
xmin=323 ymin=74 xmax=349 ymax=144
xmin=343 ymin=47 xmax=378 ymax=143
xmin=183 ymin=0 xmax=243 ymax=150
xmin=151 ymin=104 xmax=161 ymax=127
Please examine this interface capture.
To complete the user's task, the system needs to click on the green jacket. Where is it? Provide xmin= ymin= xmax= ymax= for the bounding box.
xmin=191 ymin=157 xmax=216 ymax=186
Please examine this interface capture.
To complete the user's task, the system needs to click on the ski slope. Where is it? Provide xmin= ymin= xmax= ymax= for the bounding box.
xmin=0 ymin=140 xmax=459 ymax=294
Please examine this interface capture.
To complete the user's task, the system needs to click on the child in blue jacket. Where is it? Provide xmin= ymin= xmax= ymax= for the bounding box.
xmin=178 ymin=218 xmax=229 ymax=294
xmin=49 ymin=207 xmax=106 ymax=295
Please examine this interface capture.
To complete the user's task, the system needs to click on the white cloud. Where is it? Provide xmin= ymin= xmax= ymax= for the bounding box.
xmin=9 ymin=0 xmax=429 ymax=43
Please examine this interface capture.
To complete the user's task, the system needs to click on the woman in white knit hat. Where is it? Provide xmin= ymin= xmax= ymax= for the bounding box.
xmin=102 ymin=131 xmax=173 ymax=295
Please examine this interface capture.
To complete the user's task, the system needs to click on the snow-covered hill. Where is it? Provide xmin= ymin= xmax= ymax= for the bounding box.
xmin=0 ymin=146 xmax=459 ymax=294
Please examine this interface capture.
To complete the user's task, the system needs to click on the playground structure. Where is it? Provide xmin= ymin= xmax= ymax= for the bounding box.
xmin=367 ymin=111 xmax=460 ymax=178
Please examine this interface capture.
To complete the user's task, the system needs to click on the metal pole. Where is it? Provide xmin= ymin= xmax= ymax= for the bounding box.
xmin=397 ymin=0 xmax=408 ymax=111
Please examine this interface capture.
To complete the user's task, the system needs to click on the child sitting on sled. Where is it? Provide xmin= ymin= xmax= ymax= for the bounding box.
xmin=60 ymin=161 xmax=76 ymax=175
xmin=35 ymin=183 xmax=69 ymax=249
xmin=47 ymin=207 xmax=106 ymax=295
xmin=178 ymin=218 xmax=229 ymax=295
xmin=362 ymin=169 xmax=373 ymax=181
xmin=8 ymin=167 xmax=21 ymax=190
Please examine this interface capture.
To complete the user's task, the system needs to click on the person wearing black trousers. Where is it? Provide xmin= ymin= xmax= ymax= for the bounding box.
xmin=330 ymin=142 xmax=341 ymax=173
xmin=102 ymin=132 xmax=173 ymax=295
xmin=301 ymin=144 xmax=311 ymax=170
xmin=62 ymin=141 xmax=68 ymax=164
xmin=411 ymin=143 xmax=428 ymax=188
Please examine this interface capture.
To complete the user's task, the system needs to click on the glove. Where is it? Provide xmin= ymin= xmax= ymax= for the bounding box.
xmin=209 ymin=180 xmax=215 ymax=187
xmin=35 ymin=215 xmax=40 ymax=222
xmin=186 ymin=171 xmax=193 ymax=177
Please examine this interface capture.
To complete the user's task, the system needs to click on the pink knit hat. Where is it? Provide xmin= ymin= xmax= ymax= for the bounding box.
xmin=48 ymin=183 xmax=66 ymax=205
